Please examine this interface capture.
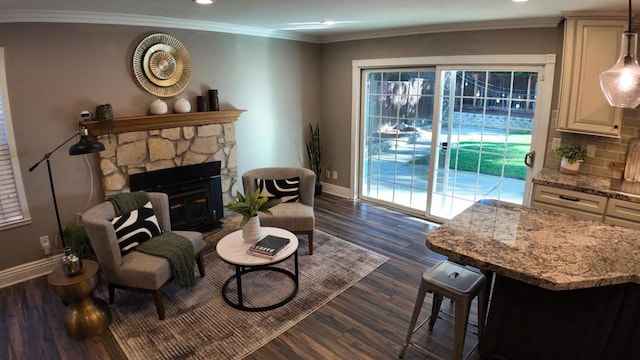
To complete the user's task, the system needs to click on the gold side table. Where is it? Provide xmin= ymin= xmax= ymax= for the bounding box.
xmin=47 ymin=259 xmax=112 ymax=339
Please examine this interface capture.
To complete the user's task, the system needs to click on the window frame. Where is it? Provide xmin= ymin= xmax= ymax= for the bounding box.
xmin=0 ymin=47 xmax=31 ymax=230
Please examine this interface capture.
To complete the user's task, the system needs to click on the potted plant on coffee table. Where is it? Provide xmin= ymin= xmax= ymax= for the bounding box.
xmin=555 ymin=143 xmax=587 ymax=175
xmin=225 ymin=190 xmax=281 ymax=243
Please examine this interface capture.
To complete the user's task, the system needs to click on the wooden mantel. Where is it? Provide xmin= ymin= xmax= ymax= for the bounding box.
xmin=81 ymin=109 xmax=246 ymax=136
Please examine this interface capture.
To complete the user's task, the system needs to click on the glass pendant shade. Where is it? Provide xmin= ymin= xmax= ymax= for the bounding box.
xmin=599 ymin=31 xmax=640 ymax=108
xmin=68 ymin=127 xmax=105 ymax=155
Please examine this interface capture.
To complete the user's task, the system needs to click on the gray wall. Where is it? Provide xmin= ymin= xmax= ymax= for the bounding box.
xmin=2 ymin=20 xmax=634 ymax=271
xmin=319 ymin=27 xmax=565 ymax=188
xmin=0 ymin=23 xmax=319 ymax=270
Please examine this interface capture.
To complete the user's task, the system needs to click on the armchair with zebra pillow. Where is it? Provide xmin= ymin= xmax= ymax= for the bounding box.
xmin=242 ymin=167 xmax=316 ymax=254
xmin=82 ymin=191 xmax=205 ymax=320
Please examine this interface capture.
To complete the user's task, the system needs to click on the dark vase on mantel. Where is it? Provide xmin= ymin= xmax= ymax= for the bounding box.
xmin=208 ymin=89 xmax=220 ymax=111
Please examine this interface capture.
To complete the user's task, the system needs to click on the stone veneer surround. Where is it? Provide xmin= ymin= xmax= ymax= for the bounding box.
xmin=97 ymin=122 xmax=237 ymax=205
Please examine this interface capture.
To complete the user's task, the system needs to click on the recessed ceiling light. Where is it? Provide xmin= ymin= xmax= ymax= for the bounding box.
xmin=282 ymin=20 xmax=359 ymax=31
xmin=193 ymin=0 xmax=214 ymax=4
xmin=512 ymin=0 xmax=528 ymax=2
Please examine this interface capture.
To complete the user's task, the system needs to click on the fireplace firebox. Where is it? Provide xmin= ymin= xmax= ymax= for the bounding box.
xmin=129 ymin=161 xmax=223 ymax=232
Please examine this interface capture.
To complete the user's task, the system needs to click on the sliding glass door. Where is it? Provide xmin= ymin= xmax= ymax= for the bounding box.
xmin=358 ymin=60 xmax=550 ymax=221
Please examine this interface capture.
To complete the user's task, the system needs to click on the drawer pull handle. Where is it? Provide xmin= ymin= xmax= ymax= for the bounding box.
xmin=559 ymin=195 xmax=580 ymax=202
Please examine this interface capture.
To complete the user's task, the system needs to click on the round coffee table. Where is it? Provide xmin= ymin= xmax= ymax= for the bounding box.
xmin=216 ymin=227 xmax=299 ymax=311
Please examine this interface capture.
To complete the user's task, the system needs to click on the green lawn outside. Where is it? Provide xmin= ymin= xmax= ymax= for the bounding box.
xmin=414 ymin=141 xmax=529 ymax=180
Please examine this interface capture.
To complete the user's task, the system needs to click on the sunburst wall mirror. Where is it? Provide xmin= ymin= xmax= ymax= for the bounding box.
xmin=132 ymin=33 xmax=193 ymax=98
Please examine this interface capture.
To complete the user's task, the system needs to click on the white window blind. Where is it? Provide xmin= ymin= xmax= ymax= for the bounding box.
xmin=0 ymin=48 xmax=30 ymax=229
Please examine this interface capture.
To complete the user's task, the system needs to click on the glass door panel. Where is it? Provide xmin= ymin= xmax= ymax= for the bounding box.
xmin=430 ymin=69 xmax=537 ymax=219
xmin=361 ymin=69 xmax=436 ymax=212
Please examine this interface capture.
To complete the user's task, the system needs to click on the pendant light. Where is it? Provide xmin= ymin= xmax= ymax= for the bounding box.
xmin=599 ymin=0 xmax=640 ymax=108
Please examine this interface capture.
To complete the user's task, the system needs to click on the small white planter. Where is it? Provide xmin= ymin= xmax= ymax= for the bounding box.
xmin=560 ymin=158 xmax=582 ymax=175
xmin=242 ymin=216 xmax=262 ymax=243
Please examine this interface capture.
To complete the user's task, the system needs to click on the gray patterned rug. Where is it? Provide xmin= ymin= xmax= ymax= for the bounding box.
xmin=107 ymin=230 xmax=389 ymax=360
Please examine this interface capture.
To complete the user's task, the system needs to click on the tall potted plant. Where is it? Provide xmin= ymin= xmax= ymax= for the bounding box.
xmin=306 ymin=123 xmax=323 ymax=195
xmin=225 ymin=190 xmax=281 ymax=243
xmin=555 ymin=143 xmax=587 ymax=175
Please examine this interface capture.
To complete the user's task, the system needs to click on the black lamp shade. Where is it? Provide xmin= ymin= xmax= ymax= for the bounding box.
xmin=68 ymin=128 xmax=105 ymax=155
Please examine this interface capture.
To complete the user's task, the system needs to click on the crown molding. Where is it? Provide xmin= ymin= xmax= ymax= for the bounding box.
xmin=321 ymin=17 xmax=563 ymax=43
xmin=0 ymin=10 xmax=561 ymax=44
xmin=0 ymin=10 xmax=321 ymax=43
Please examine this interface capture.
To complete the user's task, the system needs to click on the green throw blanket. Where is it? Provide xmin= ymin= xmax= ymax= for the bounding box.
xmin=136 ymin=231 xmax=196 ymax=288
xmin=108 ymin=190 xmax=150 ymax=216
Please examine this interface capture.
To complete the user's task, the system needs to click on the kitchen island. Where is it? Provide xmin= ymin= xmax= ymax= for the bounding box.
xmin=427 ymin=199 xmax=640 ymax=360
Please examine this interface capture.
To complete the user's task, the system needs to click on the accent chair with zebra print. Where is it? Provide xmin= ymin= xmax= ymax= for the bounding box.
xmin=82 ymin=192 xmax=205 ymax=320
xmin=242 ymin=167 xmax=316 ymax=254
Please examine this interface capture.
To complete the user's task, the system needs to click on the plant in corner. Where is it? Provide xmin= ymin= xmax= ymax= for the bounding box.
xmin=225 ymin=190 xmax=281 ymax=243
xmin=63 ymin=217 xmax=96 ymax=259
xmin=554 ymin=143 xmax=587 ymax=175
xmin=306 ymin=123 xmax=323 ymax=195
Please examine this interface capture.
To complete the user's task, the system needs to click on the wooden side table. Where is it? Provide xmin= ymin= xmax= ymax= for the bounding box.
xmin=47 ymin=259 xmax=112 ymax=339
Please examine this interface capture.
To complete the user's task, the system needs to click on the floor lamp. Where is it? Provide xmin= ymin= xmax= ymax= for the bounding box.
xmin=29 ymin=126 xmax=105 ymax=250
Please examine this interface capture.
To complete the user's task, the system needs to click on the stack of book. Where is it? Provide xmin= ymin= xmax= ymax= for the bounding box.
xmin=247 ymin=235 xmax=291 ymax=258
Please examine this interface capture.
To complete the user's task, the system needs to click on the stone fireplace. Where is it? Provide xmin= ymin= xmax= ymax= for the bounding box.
xmin=85 ymin=111 xmax=244 ymax=215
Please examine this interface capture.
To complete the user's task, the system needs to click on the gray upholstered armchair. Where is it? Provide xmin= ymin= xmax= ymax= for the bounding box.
xmin=82 ymin=192 xmax=205 ymax=320
xmin=242 ymin=167 xmax=316 ymax=254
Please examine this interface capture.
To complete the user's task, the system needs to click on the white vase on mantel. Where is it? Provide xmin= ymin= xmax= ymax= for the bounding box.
xmin=242 ymin=216 xmax=262 ymax=243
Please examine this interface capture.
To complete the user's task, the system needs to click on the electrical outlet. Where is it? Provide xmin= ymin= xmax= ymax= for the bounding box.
xmin=39 ymin=235 xmax=50 ymax=248
xmin=332 ymin=171 xmax=338 ymax=180
xmin=552 ymin=138 xmax=561 ymax=151
xmin=39 ymin=235 xmax=51 ymax=256
xmin=325 ymin=170 xmax=330 ymax=179
xmin=587 ymin=144 xmax=596 ymax=158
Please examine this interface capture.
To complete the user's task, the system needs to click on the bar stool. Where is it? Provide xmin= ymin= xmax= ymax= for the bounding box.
xmin=399 ymin=260 xmax=486 ymax=360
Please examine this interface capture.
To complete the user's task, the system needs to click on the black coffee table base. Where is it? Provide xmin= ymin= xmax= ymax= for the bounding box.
xmin=221 ymin=250 xmax=299 ymax=312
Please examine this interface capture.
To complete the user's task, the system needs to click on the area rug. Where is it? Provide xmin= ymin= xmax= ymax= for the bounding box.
xmin=106 ymin=230 xmax=389 ymax=360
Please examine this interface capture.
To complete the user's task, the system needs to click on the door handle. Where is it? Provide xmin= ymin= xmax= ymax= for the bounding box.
xmin=524 ymin=151 xmax=535 ymax=168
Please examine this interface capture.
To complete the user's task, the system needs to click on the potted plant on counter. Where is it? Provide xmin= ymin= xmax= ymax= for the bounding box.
xmin=225 ymin=190 xmax=281 ymax=243
xmin=555 ymin=143 xmax=587 ymax=175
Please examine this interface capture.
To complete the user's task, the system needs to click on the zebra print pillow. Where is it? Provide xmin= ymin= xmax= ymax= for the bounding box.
xmin=110 ymin=201 xmax=162 ymax=255
xmin=256 ymin=177 xmax=300 ymax=203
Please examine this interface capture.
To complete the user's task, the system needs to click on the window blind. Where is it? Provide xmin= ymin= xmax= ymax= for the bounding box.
xmin=0 ymin=48 xmax=30 ymax=228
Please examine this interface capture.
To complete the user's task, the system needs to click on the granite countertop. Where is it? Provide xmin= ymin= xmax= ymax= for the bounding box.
xmin=426 ymin=199 xmax=640 ymax=291
xmin=533 ymin=167 xmax=640 ymax=203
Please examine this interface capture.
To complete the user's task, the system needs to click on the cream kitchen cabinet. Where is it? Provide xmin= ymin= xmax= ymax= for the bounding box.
xmin=604 ymin=198 xmax=640 ymax=229
xmin=532 ymin=184 xmax=607 ymax=221
xmin=556 ymin=13 xmax=626 ymax=138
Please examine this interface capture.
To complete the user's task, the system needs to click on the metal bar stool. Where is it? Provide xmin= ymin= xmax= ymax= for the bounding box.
xmin=399 ymin=260 xmax=486 ymax=360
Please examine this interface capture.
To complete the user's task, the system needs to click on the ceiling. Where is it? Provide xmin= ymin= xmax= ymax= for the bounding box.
xmin=0 ymin=0 xmax=635 ymax=43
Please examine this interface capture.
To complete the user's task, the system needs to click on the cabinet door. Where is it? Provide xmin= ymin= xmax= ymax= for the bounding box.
xmin=604 ymin=198 xmax=640 ymax=229
xmin=531 ymin=184 xmax=607 ymax=221
xmin=557 ymin=18 xmax=625 ymax=137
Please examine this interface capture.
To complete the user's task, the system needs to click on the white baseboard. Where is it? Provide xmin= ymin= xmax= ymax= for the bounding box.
xmin=321 ymin=183 xmax=353 ymax=199
xmin=0 ymin=256 xmax=60 ymax=289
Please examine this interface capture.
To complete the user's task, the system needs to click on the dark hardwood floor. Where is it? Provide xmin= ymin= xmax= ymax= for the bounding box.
xmin=0 ymin=194 xmax=483 ymax=359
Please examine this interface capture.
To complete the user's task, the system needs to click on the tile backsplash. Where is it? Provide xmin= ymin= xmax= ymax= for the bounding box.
xmin=544 ymin=107 xmax=640 ymax=179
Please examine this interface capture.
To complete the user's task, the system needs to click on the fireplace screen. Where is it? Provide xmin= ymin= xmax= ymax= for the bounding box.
xmin=129 ymin=161 xmax=223 ymax=232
